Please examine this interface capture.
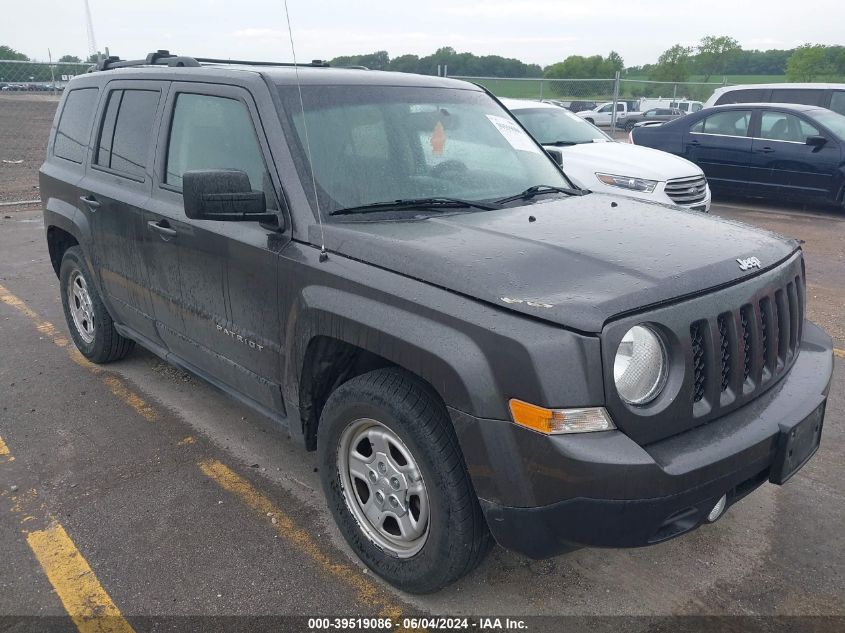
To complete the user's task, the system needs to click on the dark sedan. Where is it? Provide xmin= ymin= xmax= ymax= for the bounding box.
xmin=631 ymin=103 xmax=845 ymax=206
xmin=622 ymin=107 xmax=683 ymax=131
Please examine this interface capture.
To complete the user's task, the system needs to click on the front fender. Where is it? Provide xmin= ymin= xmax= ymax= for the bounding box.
xmin=280 ymin=247 xmax=605 ymax=422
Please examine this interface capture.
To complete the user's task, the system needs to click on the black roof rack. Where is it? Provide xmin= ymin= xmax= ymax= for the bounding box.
xmin=94 ymin=50 xmax=334 ymax=72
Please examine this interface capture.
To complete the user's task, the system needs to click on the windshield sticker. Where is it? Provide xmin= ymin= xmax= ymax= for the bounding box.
xmin=431 ymin=120 xmax=446 ymax=155
xmin=485 ymin=114 xmax=542 ymax=154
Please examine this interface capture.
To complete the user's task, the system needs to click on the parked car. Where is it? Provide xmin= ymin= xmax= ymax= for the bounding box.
xmin=621 ymin=107 xmax=684 ymax=131
xmin=502 ymin=99 xmax=710 ymax=211
xmin=631 ymin=103 xmax=845 ymax=206
xmin=542 ymin=99 xmax=597 ymax=113
xmin=41 ymin=51 xmax=833 ymax=594
xmin=705 ymin=83 xmax=845 ymax=116
xmin=576 ymin=101 xmax=630 ymax=126
xmin=639 ymin=98 xmax=703 ymax=114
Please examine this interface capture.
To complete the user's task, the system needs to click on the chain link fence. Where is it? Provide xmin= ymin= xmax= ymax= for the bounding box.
xmin=452 ymin=75 xmax=727 ymax=104
xmin=0 ymin=59 xmax=91 ymax=93
xmin=0 ymin=61 xmax=90 ymax=205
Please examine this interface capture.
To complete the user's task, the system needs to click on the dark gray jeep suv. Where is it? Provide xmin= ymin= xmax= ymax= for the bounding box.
xmin=40 ymin=51 xmax=834 ymax=593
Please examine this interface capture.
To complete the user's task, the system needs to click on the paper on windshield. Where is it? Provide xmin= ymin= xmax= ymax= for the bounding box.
xmin=485 ymin=114 xmax=542 ymax=154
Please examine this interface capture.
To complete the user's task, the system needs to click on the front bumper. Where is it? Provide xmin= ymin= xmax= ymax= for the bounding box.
xmin=450 ymin=320 xmax=833 ymax=559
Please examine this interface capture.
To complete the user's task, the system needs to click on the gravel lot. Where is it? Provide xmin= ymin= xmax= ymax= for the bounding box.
xmin=0 ymin=92 xmax=842 ymax=632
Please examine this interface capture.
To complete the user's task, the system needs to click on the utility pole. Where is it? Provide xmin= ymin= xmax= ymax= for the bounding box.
xmin=83 ymin=0 xmax=99 ymax=62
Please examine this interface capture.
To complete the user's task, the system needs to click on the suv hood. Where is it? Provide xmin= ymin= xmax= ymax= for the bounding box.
xmin=553 ymin=142 xmax=702 ymax=183
xmin=318 ymin=195 xmax=798 ymax=332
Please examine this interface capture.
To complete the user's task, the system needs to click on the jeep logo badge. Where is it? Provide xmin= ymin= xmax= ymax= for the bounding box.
xmin=737 ymin=256 xmax=762 ymax=271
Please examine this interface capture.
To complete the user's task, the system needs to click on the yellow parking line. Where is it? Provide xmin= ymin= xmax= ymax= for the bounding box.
xmin=834 ymin=348 xmax=845 ymax=359
xmin=27 ymin=523 xmax=136 ymax=633
xmin=0 ymin=435 xmax=9 ymax=456
xmin=102 ymin=376 xmax=158 ymax=422
xmin=198 ymin=459 xmax=405 ymax=622
xmin=0 ymin=284 xmax=157 ymax=422
xmin=0 ymin=285 xmax=69 ymax=348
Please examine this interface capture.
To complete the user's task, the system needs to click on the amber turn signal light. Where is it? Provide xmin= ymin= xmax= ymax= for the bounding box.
xmin=508 ymin=399 xmax=615 ymax=435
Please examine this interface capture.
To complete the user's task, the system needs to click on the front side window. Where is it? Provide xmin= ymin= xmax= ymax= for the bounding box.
xmin=95 ymin=89 xmax=159 ymax=178
xmin=54 ymin=88 xmax=99 ymax=163
xmin=276 ymin=85 xmax=569 ymax=217
xmin=690 ymin=110 xmax=752 ymax=136
xmin=165 ymin=93 xmax=269 ymax=192
xmin=760 ymin=112 xmax=819 ymax=143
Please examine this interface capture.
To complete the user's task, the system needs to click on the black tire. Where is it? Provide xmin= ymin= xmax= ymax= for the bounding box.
xmin=318 ymin=368 xmax=492 ymax=593
xmin=60 ymin=246 xmax=134 ymax=363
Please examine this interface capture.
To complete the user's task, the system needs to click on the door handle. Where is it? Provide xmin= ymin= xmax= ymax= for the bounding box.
xmin=756 ymin=146 xmax=775 ymax=153
xmin=688 ymin=139 xmax=701 ymax=146
xmin=79 ymin=195 xmax=101 ymax=209
xmin=147 ymin=220 xmax=177 ymax=239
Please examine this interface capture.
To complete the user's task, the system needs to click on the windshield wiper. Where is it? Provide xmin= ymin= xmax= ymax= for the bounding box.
xmin=544 ymin=140 xmax=578 ymax=146
xmin=329 ymin=197 xmax=500 ymax=216
xmin=495 ymin=184 xmax=585 ymax=205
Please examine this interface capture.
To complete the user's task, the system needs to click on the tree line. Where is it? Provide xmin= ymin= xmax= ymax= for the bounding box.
xmin=3 ymin=40 xmax=844 ymax=84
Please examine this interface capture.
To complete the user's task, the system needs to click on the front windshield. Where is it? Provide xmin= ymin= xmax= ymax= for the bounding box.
xmin=810 ymin=109 xmax=845 ymax=138
xmin=276 ymin=85 xmax=571 ymax=216
xmin=509 ymin=107 xmax=611 ymax=145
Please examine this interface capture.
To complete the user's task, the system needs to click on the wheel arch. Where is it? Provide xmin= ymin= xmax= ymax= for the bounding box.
xmin=285 ymin=288 xmax=499 ymax=451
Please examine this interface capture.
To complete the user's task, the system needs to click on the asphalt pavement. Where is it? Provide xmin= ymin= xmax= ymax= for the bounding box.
xmin=0 ymin=201 xmax=843 ymax=632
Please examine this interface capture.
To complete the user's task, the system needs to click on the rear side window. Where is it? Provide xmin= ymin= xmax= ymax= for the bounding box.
xmin=165 ymin=93 xmax=268 ymax=191
xmin=95 ymin=89 xmax=160 ymax=178
xmin=715 ymin=88 xmax=768 ymax=105
xmin=54 ymin=88 xmax=99 ymax=163
xmin=770 ymin=88 xmax=823 ymax=107
xmin=690 ymin=110 xmax=752 ymax=136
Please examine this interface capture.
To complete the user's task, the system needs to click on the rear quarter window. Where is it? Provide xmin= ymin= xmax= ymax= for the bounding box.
xmin=54 ymin=87 xmax=99 ymax=163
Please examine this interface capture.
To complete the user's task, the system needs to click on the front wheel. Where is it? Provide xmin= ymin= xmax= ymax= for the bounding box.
xmin=318 ymin=368 xmax=492 ymax=593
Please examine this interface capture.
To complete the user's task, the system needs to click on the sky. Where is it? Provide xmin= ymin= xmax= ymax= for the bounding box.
xmin=3 ymin=0 xmax=844 ymax=68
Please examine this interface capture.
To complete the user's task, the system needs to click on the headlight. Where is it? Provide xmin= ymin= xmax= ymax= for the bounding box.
xmin=613 ymin=325 xmax=667 ymax=405
xmin=596 ymin=173 xmax=658 ymax=193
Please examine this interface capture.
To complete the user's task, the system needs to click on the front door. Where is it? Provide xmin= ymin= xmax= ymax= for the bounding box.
xmin=145 ymin=83 xmax=287 ymax=413
xmin=749 ymin=110 xmax=840 ymax=200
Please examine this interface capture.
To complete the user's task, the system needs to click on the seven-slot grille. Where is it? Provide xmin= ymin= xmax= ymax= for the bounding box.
xmin=664 ymin=175 xmax=708 ymax=206
xmin=690 ymin=272 xmax=804 ymax=408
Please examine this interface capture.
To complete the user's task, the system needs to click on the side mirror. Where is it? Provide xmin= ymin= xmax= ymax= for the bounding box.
xmin=183 ymin=169 xmax=276 ymax=222
xmin=805 ymin=135 xmax=827 ymax=148
xmin=545 ymin=148 xmax=564 ymax=166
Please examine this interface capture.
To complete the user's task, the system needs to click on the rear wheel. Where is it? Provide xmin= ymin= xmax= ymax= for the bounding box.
xmin=318 ymin=368 xmax=492 ymax=593
xmin=60 ymin=246 xmax=134 ymax=363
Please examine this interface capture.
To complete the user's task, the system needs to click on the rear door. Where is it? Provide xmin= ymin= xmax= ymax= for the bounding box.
xmin=78 ymin=81 xmax=166 ymax=342
xmin=750 ymin=109 xmax=840 ymax=200
xmin=684 ymin=109 xmax=754 ymax=190
xmin=145 ymin=82 xmax=286 ymax=413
